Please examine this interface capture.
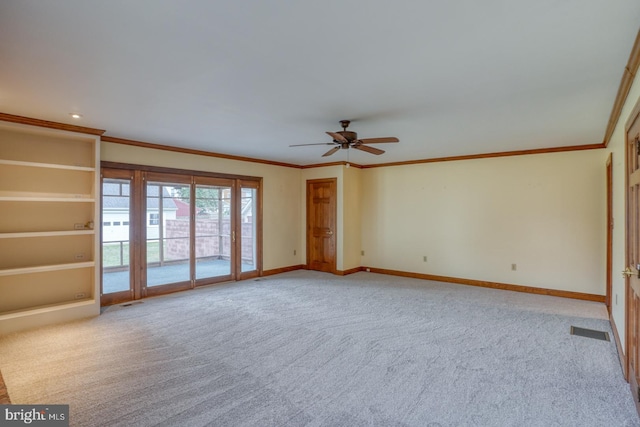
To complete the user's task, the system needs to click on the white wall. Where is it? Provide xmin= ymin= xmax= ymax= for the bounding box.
xmin=609 ymin=71 xmax=640 ymax=351
xmin=101 ymin=142 xmax=302 ymax=272
xmin=102 ymin=127 xmax=617 ymax=303
xmin=343 ymin=166 xmax=362 ymax=271
xmin=361 ymin=149 xmax=607 ymax=295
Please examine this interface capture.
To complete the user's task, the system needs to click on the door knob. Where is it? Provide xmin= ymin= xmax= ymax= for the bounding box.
xmin=622 ymin=267 xmax=634 ymax=278
xmin=326 ymin=230 xmax=333 ymax=235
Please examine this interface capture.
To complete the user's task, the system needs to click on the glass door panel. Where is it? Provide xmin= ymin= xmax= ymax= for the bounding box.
xmin=146 ymin=181 xmax=191 ymax=287
xmin=240 ymin=186 xmax=257 ymax=274
xmin=195 ymin=183 xmax=233 ymax=281
xmin=101 ymin=173 xmax=133 ymax=304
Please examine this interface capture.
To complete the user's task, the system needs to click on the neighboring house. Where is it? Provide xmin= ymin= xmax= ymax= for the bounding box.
xmin=173 ymin=197 xmax=190 ymax=219
xmin=102 ymin=183 xmax=178 ymax=242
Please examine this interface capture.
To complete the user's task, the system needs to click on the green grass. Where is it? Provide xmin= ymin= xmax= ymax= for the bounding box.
xmin=103 ymin=241 xmax=160 ymax=267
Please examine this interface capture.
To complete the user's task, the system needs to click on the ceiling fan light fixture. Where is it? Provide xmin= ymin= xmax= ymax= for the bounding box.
xmin=292 ymin=120 xmax=399 ymax=158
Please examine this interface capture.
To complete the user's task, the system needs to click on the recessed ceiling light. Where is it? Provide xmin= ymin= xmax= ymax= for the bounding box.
xmin=69 ymin=113 xmax=82 ymax=119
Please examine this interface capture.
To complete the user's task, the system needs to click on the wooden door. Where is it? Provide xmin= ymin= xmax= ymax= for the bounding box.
xmin=626 ymin=109 xmax=640 ymax=411
xmin=307 ymin=178 xmax=337 ymax=273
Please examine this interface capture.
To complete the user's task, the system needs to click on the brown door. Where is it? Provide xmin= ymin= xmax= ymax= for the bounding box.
xmin=626 ymin=109 xmax=640 ymax=411
xmin=307 ymin=178 xmax=337 ymax=273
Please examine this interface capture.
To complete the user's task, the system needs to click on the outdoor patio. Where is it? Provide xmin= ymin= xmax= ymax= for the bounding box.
xmin=102 ymin=259 xmax=253 ymax=294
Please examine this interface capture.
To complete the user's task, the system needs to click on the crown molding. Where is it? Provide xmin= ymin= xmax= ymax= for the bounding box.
xmin=101 ymin=135 xmax=300 ymax=169
xmin=603 ymin=29 xmax=640 ymax=146
xmin=359 ymin=143 xmax=605 ymax=169
xmin=0 ymin=112 xmax=105 ymax=135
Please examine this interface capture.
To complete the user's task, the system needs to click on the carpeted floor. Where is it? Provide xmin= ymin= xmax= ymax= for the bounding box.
xmin=0 ymin=271 xmax=638 ymax=426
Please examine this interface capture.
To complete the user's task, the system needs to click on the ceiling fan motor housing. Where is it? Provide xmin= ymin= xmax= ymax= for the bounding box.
xmin=336 ymin=130 xmax=357 ymax=142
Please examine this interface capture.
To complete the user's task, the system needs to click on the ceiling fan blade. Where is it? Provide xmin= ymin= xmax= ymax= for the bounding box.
xmin=322 ymin=147 xmax=341 ymax=157
xmin=289 ymin=143 xmax=334 ymax=147
xmin=353 ymin=144 xmax=385 ymax=155
xmin=358 ymin=137 xmax=399 ymax=144
xmin=326 ymin=131 xmax=348 ymax=144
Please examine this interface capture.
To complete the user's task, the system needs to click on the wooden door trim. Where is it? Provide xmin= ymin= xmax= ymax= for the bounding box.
xmin=306 ymin=178 xmax=337 ymax=273
xmin=625 ymin=117 xmax=632 ymax=384
xmin=625 ymin=99 xmax=640 ymax=396
xmin=607 ymin=153 xmax=613 ymax=314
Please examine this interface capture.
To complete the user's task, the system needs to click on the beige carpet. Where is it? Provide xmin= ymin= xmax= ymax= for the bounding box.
xmin=0 ymin=271 xmax=637 ymax=426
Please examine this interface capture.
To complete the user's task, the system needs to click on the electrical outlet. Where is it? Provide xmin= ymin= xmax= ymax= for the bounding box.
xmin=293 ymin=249 xmax=296 ymax=256
xmin=511 ymin=263 xmax=517 ymax=271
xmin=423 ymin=256 xmax=427 ymax=262
xmin=361 ymin=250 xmax=365 ymax=256
xmin=74 ymin=253 xmax=85 ymax=260
xmin=74 ymin=293 xmax=86 ymax=299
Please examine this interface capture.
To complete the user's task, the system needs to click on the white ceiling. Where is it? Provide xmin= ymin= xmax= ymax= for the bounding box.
xmin=1 ymin=1 xmax=639 ymax=166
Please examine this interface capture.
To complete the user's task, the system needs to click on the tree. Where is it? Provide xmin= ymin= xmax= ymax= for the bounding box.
xmin=176 ymin=186 xmax=230 ymax=215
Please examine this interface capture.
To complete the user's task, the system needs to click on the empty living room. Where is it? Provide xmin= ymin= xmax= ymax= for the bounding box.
xmin=1 ymin=1 xmax=640 ymax=426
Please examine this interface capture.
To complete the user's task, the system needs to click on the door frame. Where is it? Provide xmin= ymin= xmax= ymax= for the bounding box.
xmin=607 ymin=153 xmax=613 ymax=315
xmin=306 ymin=178 xmax=337 ymax=273
xmin=625 ymin=98 xmax=640 ymax=410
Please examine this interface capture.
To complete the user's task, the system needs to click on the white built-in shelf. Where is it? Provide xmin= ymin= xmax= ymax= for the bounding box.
xmin=0 ymin=121 xmax=100 ymax=333
xmin=0 ymin=298 xmax=95 ymax=320
xmin=0 ymin=261 xmax=95 ymax=277
xmin=0 ymin=230 xmax=95 ymax=239
xmin=0 ymin=197 xmax=94 ymax=202
xmin=0 ymin=193 xmax=94 ymax=202
xmin=0 ymin=159 xmax=94 ymax=172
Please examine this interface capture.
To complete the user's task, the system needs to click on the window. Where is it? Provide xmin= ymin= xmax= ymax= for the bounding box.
xmin=149 ymin=213 xmax=159 ymax=226
xmin=103 ymin=222 xmax=111 ymax=226
xmin=123 ymin=221 xmax=130 ymax=226
xmin=113 ymin=221 xmax=121 ymax=226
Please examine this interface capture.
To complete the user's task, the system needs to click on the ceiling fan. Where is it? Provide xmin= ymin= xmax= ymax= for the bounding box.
xmin=290 ymin=120 xmax=399 ymax=157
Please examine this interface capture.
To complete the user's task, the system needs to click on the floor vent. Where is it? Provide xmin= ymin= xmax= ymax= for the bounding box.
xmin=570 ymin=326 xmax=610 ymax=341
xmin=121 ymin=301 xmax=144 ymax=307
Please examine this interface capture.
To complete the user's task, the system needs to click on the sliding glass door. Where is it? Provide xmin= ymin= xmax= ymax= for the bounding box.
xmin=194 ymin=178 xmax=234 ymax=284
xmin=144 ymin=174 xmax=192 ymax=295
xmin=100 ymin=165 xmax=261 ymax=305
xmin=238 ymin=181 xmax=260 ymax=279
xmin=101 ymin=169 xmax=134 ymax=305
